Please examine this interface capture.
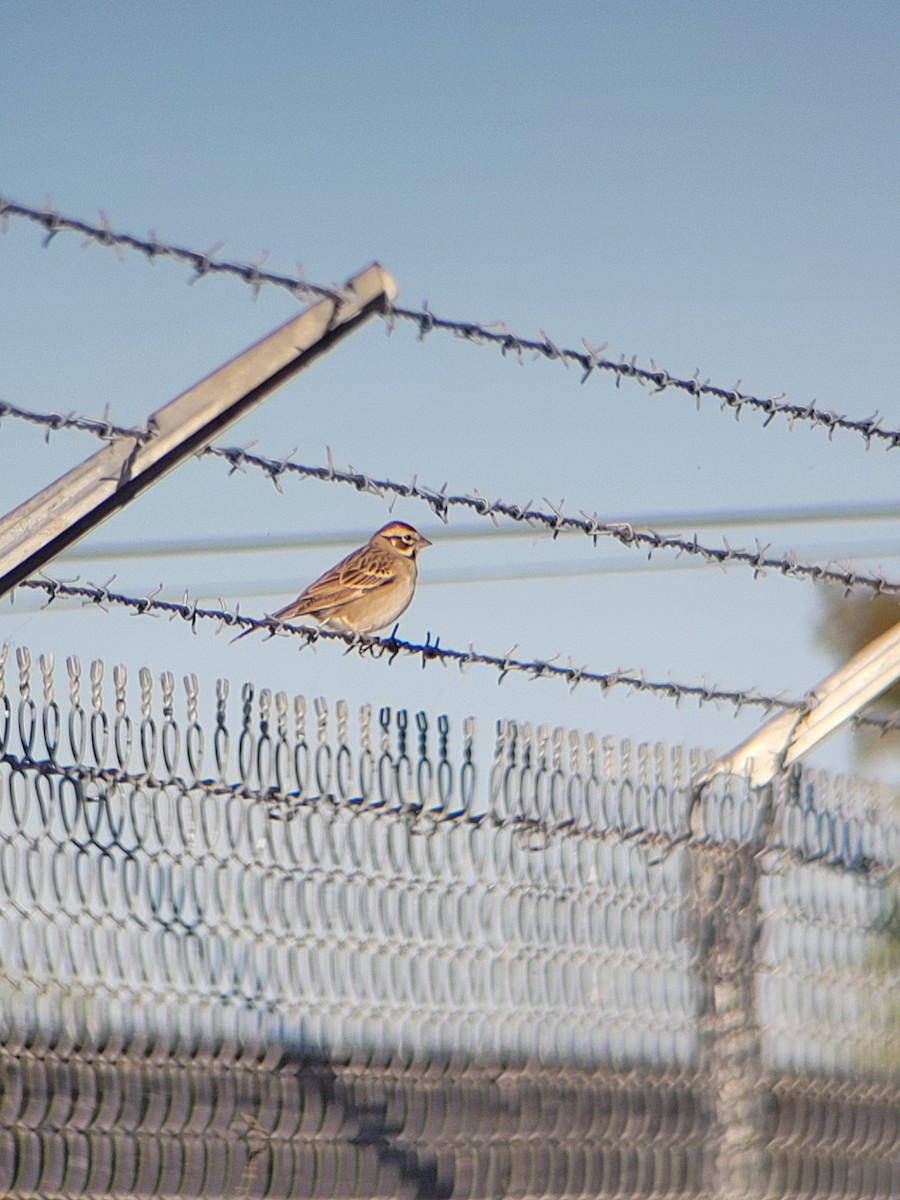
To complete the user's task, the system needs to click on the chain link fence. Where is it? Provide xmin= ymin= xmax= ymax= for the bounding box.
xmin=0 ymin=644 xmax=897 ymax=1198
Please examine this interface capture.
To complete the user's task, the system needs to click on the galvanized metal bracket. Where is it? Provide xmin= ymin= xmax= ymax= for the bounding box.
xmin=0 ymin=263 xmax=397 ymax=596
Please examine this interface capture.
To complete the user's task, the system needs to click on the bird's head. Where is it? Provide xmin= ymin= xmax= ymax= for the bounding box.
xmin=373 ymin=521 xmax=432 ymax=559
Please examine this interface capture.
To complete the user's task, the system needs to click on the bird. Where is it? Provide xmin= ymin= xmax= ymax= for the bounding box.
xmin=231 ymin=521 xmax=432 ymax=643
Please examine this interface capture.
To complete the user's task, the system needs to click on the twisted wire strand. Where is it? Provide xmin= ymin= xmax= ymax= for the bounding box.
xmin=0 ymin=396 xmax=143 ymax=442
xmin=387 ymin=304 xmax=900 ymax=451
xmin=0 ymin=195 xmax=340 ymax=302
xmin=16 ymin=573 xmax=900 ymax=734
xmin=209 ymin=445 xmax=900 ymax=599
xmin=4 ymin=195 xmax=899 ymax=450
xmin=0 ymin=392 xmax=895 ymax=601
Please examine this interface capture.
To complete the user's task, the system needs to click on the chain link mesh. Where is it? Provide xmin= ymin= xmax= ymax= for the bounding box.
xmin=0 ymin=644 xmax=897 ymax=1198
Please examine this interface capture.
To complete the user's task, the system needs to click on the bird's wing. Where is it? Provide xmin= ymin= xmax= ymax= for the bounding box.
xmin=274 ymin=548 xmax=395 ymax=622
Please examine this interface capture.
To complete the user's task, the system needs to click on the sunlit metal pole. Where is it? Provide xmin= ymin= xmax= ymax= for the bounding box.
xmin=695 ymin=617 xmax=900 ymax=789
xmin=0 ymin=263 xmax=397 ymax=597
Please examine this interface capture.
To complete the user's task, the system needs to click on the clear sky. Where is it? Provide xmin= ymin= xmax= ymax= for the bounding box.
xmin=2 ymin=2 xmax=900 ymax=780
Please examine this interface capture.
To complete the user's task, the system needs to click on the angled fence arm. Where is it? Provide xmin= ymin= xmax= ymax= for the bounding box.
xmin=0 ymin=263 xmax=397 ymax=598
xmin=694 ymin=617 xmax=900 ymax=790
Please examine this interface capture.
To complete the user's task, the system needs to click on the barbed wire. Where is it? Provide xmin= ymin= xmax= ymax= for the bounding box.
xmin=15 ymin=573 xmax=900 ymax=734
xmin=0 ymin=396 xmax=144 ymax=443
xmin=387 ymin=304 xmax=900 ymax=452
xmin=1 ymin=392 xmax=897 ymax=602
xmin=0 ymin=195 xmax=340 ymax=303
xmin=4 ymin=195 xmax=900 ymax=451
xmin=210 ymin=444 xmax=900 ymax=600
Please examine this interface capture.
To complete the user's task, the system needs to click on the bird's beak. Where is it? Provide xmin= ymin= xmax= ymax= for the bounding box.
xmin=418 ymin=533 xmax=433 ymax=548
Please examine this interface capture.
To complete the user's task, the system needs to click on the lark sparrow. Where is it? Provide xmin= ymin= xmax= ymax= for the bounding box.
xmin=232 ymin=521 xmax=432 ymax=642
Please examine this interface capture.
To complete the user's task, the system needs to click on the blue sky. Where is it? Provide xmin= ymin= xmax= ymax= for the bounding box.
xmin=2 ymin=2 xmax=900 ymax=778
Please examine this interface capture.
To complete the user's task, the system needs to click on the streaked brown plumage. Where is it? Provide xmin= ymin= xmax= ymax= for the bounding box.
xmin=231 ymin=521 xmax=431 ymax=642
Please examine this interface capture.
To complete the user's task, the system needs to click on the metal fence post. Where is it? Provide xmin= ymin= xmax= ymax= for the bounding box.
xmin=690 ymin=780 xmax=776 ymax=1200
xmin=0 ymin=263 xmax=397 ymax=597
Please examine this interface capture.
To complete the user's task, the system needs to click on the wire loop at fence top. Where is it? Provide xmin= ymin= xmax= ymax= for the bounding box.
xmin=2 ymin=394 xmax=899 ymax=605
xmin=0 ymin=642 xmax=895 ymax=880
xmin=3 ymin=193 xmax=899 ymax=451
